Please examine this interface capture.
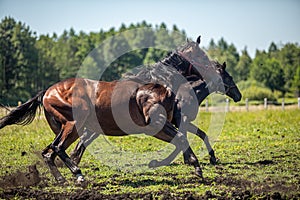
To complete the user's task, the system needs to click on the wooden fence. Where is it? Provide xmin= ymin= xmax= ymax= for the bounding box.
xmin=202 ymin=97 xmax=300 ymax=112
xmin=1 ymin=97 xmax=300 ymax=117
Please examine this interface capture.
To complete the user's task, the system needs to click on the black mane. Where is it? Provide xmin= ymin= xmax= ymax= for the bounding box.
xmin=123 ymin=51 xmax=193 ymax=91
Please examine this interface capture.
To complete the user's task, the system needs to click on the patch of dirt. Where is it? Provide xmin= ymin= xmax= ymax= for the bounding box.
xmin=0 ymin=165 xmax=41 ymax=189
xmin=211 ymin=173 xmax=300 ymax=200
xmin=1 ymin=186 xmax=299 ymax=200
xmin=0 ymin=187 xmax=199 ymax=200
xmin=1 ymin=164 xmax=299 ymax=199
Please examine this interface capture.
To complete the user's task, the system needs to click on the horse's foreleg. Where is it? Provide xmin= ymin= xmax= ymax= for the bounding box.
xmin=151 ymin=121 xmax=203 ymax=177
xmin=186 ymin=122 xmax=218 ymax=165
xmin=177 ymin=120 xmax=202 ymax=177
xmin=173 ymin=116 xmax=202 ymax=171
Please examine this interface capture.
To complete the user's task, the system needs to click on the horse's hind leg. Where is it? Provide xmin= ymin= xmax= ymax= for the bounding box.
xmin=150 ymin=121 xmax=203 ymax=177
xmin=42 ymin=110 xmax=65 ymax=183
xmin=50 ymin=121 xmax=85 ymax=183
xmin=43 ymin=109 xmax=88 ymax=183
xmin=42 ymin=144 xmax=65 ymax=183
xmin=70 ymin=137 xmax=86 ymax=166
xmin=173 ymin=116 xmax=202 ymax=174
xmin=70 ymin=129 xmax=99 ymax=165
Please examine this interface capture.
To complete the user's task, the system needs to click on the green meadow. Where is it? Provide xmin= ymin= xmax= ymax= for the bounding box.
xmin=0 ymin=109 xmax=299 ymax=199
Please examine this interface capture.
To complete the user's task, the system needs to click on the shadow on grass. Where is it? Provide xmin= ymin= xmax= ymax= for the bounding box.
xmin=201 ymin=159 xmax=275 ymax=167
xmin=119 ymin=178 xmax=177 ymax=188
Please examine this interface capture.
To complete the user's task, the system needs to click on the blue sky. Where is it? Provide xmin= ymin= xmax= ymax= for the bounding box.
xmin=0 ymin=0 xmax=299 ymax=57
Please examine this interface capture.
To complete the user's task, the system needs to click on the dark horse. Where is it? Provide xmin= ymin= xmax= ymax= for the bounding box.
xmin=173 ymin=61 xmax=241 ymax=165
xmin=0 ymin=36 xmax=241 ymax=184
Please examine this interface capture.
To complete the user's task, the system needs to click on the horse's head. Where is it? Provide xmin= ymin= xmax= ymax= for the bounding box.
xmin=176 ymin=36 xmax=211 ymax=71
xmin=212 ymin=61 xmax=242 ymax=102
xmin=175 ymin=36 xmax=241 ymax=102
xmin=176 ymin=36 xmax=224 ymax=87
xmin=160 ymin=36 xmax=216 ymax=82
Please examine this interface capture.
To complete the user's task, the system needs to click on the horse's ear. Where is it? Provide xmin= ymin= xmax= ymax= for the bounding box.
xmin=222 ymin=62 xmax=226 ymax=69
xmin=196 ymin=35 xmax=201 ymax=44
xmin=186 ymin=38 xmax=190 ymax=43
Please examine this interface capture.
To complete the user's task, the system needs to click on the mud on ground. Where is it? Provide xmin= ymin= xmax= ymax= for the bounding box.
xmin=0 ymin=164 xmax=299 ymax=200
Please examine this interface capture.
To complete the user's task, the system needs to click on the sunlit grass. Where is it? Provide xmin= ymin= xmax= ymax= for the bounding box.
xmin=0 ymin=109 xmax=299 ymax=198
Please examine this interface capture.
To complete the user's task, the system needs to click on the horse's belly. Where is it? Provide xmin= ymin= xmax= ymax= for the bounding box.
xmin=92 ymin=81 xmax=148 ymax=134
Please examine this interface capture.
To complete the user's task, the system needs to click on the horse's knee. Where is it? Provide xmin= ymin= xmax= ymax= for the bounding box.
xmin=42 ymin=146 xmax=56 ymax=162
xmin=173 ymin=132 xmax=189 ymax=148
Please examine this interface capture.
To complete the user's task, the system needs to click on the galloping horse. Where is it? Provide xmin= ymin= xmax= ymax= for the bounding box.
xmin=172 ymin=61 xmax=241 ymax=165
xmin=69 ymin=61 xmax=242 ymax=172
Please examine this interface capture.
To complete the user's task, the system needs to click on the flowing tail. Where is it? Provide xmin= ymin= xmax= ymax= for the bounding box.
xmin=0 ymin=90 xmax=46 ymax=129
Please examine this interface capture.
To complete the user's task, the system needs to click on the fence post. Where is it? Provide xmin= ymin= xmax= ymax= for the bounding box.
xmin=264 ymin=98 xmax=268 ymax=110
xmin=205 ymin=99 xmax=209 ymax=112
xmin=225 ymin=98 xmax=229 ymax=112
xmin=282 ymin=98 xmax=285 ymax=111
xmin=298 ymin=97 xmax=300 ymax=109
xmin=245 ymin=98 xmax=249 ymax=112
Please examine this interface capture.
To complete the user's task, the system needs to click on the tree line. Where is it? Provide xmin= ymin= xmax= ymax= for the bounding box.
xmin=0 ymin=16 xmax=299 ymax=105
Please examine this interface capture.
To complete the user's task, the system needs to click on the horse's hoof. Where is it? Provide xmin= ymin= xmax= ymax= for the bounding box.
xmin=76 ymin=174 xmax=85 ymax=183
xmin=57 ymin=176 xmax=67 ymax=184
xmin=148 ymin=160 xmax=159 ymax=168
xmin=75 ymin=174 xmax=86 ymax=187
xmin=210 ymin=156 xmax=219 ymax=165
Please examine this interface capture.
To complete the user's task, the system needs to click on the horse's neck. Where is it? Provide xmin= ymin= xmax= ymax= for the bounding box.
xmin=190 ymin=79 xmax=210 ymax=105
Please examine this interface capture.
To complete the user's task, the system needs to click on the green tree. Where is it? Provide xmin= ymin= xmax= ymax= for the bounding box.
xmin=101 ymin=34 xmax=132 ymax=81
xmin=250 ymin=50 xmax=268 ymax=86
xmin=155 ymin=23 xmax=174 ymax=50
xmin=265 ymin=58 xmax=285 ymax=92
xmin=171 ymin=25 xmax=186 ymax=47
xmin=235 ymin=48 xmax=252 ymax=81
xmin=143 ymin=23 xmax=173 ymax=64
xmin=143 ymin=47 xmax=168 ymax=64
xmin=292 ymin=66 xmax=300 ymax=97
xmin=35 ymin=34 xmax=59 ymax=90
xmin=0 ymin=17 xmax=38 ymax=104
xmin=52 ymin=28 xmax=82 ymax=80
xmin=207 ymin=39 xmax=217 ymax=52
xmin=277 ymin=43 xmax=300 ymax=93
xmin=268 ymin=42 xmax=278 ymax=57
xmin=207 ymin=37 xmax=239 ymax=78
xmin=251 ymin=54 xmax=285 ymax=92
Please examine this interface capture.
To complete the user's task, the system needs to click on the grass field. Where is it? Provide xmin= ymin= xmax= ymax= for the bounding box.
xmin=0 ymin=108 xmax=299 ymax=199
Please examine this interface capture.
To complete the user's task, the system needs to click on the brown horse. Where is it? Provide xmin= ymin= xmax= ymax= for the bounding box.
xmin=1 ymin=78 xmax=188 ymax=183
xmin=0 ymin=37 xmax=218 ymax=183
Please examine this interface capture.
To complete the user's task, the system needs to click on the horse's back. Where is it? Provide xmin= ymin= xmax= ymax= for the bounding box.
xmin=42 ymin=78 xmax=176 ymax=136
